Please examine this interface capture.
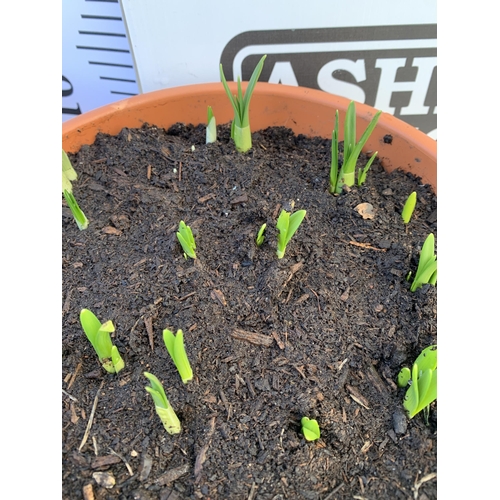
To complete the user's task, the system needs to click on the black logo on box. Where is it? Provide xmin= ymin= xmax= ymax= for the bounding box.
xmin=221 ymin=25 xmax=437 ymax=135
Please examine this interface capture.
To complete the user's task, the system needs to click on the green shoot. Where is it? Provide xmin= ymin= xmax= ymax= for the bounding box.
xmin=410 ymin=233 xmax=437 ymax=291
xmin=176 ymin=220 xmax=197 ymax=259
xmin=163 ymin=329 xmax=193 ymax=384
xmin=329 ymin=102 xmax=382 ymax=194
xmin=256 ymin=223 xmax=266 ymax=247
xmin=329 ymin=111 xmax=339 ymax=193
xmin=62 ymin=149 xmax=88 ymax=230
xmin=301 ymin=417 xmax=320 ymax=441
xmin=276 ymin=209 xmax=306 ymax=259
xmin=80 ymin=309 xmax=124 ymax=374
xmin=220 ymin=54 xmax=266 ymax=153
xmin=144 ymin=372 xmax=181 ymax=434
xmin=402 ymin=191 xmax=417 ymax=224
xmin=206 ymin=106 xmax=217 ymax=143
xmin=357 ymin=151 xmax=378 ymax=186
xmin=397 ymin=345 xmax=437 ymax=420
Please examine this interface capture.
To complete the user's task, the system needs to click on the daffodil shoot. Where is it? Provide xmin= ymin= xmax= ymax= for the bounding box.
xmin=144 ymin=372 xmax=181 ymax=435
xmin=276 ymin=209 xmax=306 ymax=259
xmin=163 ymin=329 xmax=193 ymax=384
xmin=62 ymin=149 xmax=88 ymax=230
xmin=220 ymin=54 xmax=266 ymax=153
xmin=397 ymin=345 xmax=437 ymax=421
xmin=409 ymin=233 xmax=437 ymax=291
xmin=301 ymin=417 xmax=321 ymax=441
xmin=79 ymin=308 xmax=124 ymax=374
xmin=329 ymin=102 xmax=381 ymax=194
xmin=176 ymin=220 xmax=197 ymax=259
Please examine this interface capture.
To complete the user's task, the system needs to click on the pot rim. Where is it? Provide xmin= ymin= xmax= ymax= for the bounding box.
xmin=62 ymin=82 xmax=436 ymax=193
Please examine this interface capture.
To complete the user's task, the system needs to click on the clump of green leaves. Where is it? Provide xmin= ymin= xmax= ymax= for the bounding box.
xmin=408 ymin=233 xmax=437 ymax=291
xmin=176 ymin=221 xmax=197 ymax=259
xmin=276 ymin=209 xmax=306 ymax=259
xmin=329 ymin=102 xmax=382 ymax=194
xmin=301 ymin=417 xmax=320 ymax=441
xmin=163 ymin=329 xmax=193 ymax=384
xmin=206 ymin=106 xmax=217 ymax=144
xmin=255 ymin=223 xmax=266 ymax=247
xmin=62 ymin=149 xmax=88 ymax=230
xmin=397 ymin=345 xmax=437 ymax=422
xmin=144 ymin=372 xmax=181 ymax=434
xmin=402 ymin=191 xmax=417 ymax=224
xmin=220 ymin=54 xmax=266 ymax=153
xmin=80 ymin=309 xmax=124 ymax=374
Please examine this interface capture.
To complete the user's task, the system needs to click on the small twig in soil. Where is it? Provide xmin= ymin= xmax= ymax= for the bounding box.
xmin=248 ymin=482 xmax=258 ymax=500
xmin=194 ymin=416 xmax=216 ymax=482
xmin=67 ymin=361 xmax=82 ymax=390
xmin=109 ymin=447 xmax=134 ymax=476
xmin=144 ymin=317 xmax=154 ymax=351
xmin=231 ymin=329 xmax=273 ymax=346
xmin=347 ymin=384 xmax=371 ymax=410
xmin=340 ymin=239 xmax=387 ymax=251
xmin=62 ymin=389 xmax=78 ymax=402
xmin=324 ymin=481 xmax=345 ymax=499
xmin=79 ymin=380 xmax=104 ymax=451
xmin=175 ymin=292 xmax=196 ymax=301
xmin=412 ymin=472 xmax=437 ymax=499
xmin=306 ymin=285 xmax=321 ymax=312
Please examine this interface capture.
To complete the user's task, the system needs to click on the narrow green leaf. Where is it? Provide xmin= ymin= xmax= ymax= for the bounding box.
xmin=256 ymin=223 xmax=266 ymax=247
xmin=286 ymin=210 xmax=307 ymax=245
xmin=144 ymin=372 xmax=168 ymax=408
xmin=63 ymin=190 xmax=89 ymax=230
xmin=414 ymin=345 xmax=437 ymax=373
xmin=411 ymin=258 xmax=437 ymax=292
xmin=329 ymin=111 xmax=339 ymax=194
xmin=416 ymin=369 xmax=437 ymax=413
xmin=357 ymin=151 xmax=378 ymax=186
xmin=343 ymin=101 xmax=356 ymax=160
xmin=403 ymin=364 xmax=420 ymax=417
xmin=402 ymin=191 xmax=417 ymax=224
xmin=80 ymin=308 xmax=102 ymax=347
xmin=111 ymin=345 xmax=125 ymax=373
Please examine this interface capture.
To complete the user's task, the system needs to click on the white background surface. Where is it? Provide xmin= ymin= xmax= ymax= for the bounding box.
xmin=121 ymin=0 xmax=436 ymax=91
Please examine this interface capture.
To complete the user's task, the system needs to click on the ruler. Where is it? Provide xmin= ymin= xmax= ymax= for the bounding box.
xmin=62 ymin=0 xmax=139 ymax=121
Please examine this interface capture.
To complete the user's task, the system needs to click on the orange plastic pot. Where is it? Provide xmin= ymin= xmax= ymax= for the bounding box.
xmin=62 ymin=83 xmax=436 ymax=193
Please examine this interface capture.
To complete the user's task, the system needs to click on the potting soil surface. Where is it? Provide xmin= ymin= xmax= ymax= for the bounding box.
xmin=62 ymin=123 xmax=437 ymax=500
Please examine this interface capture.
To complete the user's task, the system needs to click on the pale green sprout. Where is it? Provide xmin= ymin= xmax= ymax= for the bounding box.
xmin=397 ymin=345 xmax=437 ymax=422
xmin=163 ymin=329 xmax=193 ymax=384
xmin=276 ymin=209 xmax=306 ymax=259
xmin=80 ymin=309 xmax=124 ymax=374
xmin=176 ymin=220 xmax=197 ymax=259
xmin=301 ymin=417 xmax=320 ymax=441
xmin=62 ymin=149 xmax=88 ymax=230
xmin=329 ymin=102 xmax=382 ymax=194
xmin=402 ymin=191 xmax=417 ymax=224
xmin=357 ymin=150 xmax=378 ymax=186
xmin=220 ymin=54 xmax=266 ymax=153
xmin=206 ymin=106 xmax=217 ymax=144
xmin=409 ymin=233 xmax=437 ymax=292
xmin=144 ymin=372 xmax=181 ymax=435
xmin=256 ymin=223 xmax=266 ymax=247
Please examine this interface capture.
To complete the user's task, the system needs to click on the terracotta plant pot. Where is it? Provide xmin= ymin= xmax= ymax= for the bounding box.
xmin=62 ymin=84 xmax=437 ymax=499
xmin=62 ymin=82 xmax=436 ymax=193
